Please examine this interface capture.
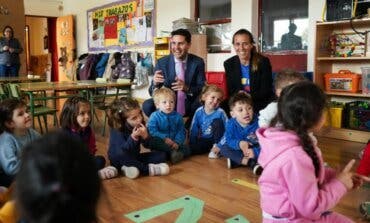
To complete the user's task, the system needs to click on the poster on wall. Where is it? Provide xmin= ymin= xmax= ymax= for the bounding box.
xmin=87 ymin=0 xmax=155 ymax=51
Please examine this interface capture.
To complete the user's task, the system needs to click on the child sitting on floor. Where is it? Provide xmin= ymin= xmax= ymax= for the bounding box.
xmin=218 ymin=92 xmax=261 ymax=173
xmin=0 ymin=98 xmax=40 ymax=187
xmin=59 ymin=96 xmax=117 ymax=180
xmin=189 ymin=84 xmax=227 ymax=157
xmin=257 ymin=81 xmax=364 ymax=222
xmin=147 ymin=87 xmax=191 ymax=164
xmin=107 ymin=97 xmax=169 ymax=179
xmin=15 ymin=132 xmax=101 ymax=223
xmin=258 ymin=68 xmax=305 ymax=128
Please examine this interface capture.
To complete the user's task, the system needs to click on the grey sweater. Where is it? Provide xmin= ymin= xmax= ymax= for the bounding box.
xmin=0 ymin=129 xmax=40 ymax=175
xmin=0 ymin=37 xmax=23 ymax=65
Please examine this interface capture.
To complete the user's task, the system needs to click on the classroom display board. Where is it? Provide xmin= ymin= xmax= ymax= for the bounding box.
xmin=87 ymin=0 xmax=155 ymax=51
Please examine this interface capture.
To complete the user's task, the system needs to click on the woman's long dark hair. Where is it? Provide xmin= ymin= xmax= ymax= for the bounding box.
xmin=16 ymin=132 xmax=101 ymax=223
xmin=277 ymin=81 xmax=326 ymax=177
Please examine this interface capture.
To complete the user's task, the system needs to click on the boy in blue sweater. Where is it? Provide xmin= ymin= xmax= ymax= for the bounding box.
xmin=147 ymin=87 xmax=191 ymax=164
xmin=218 ymin=92 xmax=261 ymax=173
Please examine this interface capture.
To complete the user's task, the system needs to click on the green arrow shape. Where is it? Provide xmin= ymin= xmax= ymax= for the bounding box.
xmin=125 ymin=195 xmax=204 ymax=223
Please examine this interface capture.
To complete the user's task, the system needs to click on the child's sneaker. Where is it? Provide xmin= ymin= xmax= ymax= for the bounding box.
xmin=121 ymin=165 xmax=140 ymax=179
xmin=252 ymin=164 xmax=263 ymax=176
xmin=149 ymin=163 xmax=170 ymax=176
xmin=170 ymin=150 xmax=184 ymax=164
xmin=208 ymin=150 xmax=219 ymax=159
xmin=359 ymin=201 xmax=370 ymax=220
xmin=227 ymin=158 xmax=239 ymax=169
xmin=99 ymin=166 xmax=118 ymax=180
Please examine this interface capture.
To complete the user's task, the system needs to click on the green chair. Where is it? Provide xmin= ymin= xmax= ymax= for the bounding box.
xmin=7 ymin=83 xmax=58 ymax=134
xmin=0 ymin=84 xmax=8 ymax=101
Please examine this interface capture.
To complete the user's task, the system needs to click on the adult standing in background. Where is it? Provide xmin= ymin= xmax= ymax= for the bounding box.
xmin=143 ymin=29 xmax=205 ymax=122
xmin=223 ymin=29 xmax=274 ymax=114
xmin=0 ymin=26 xmax=23 ymax=77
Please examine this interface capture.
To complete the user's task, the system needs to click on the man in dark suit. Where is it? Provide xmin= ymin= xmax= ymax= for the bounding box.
xmin=143 ymin=29 xmax=205 ymax=120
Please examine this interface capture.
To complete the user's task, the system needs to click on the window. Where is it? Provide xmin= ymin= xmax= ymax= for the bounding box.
xmin=260 ymin=0 xmax=308 ymax=52
xmin=196 ymin=0 xmax=232 ymax=53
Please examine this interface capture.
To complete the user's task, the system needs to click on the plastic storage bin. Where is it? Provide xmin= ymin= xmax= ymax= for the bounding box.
xmin=325 ymin=102 xmax=344 ymax=128
xmin=206 ymin=72 xmax=228 ymax=98
xmin=361 ymin=67 xmax=370 ymax=94
xmin=343 ymin=101 xmax=370 ymax=131
xmin=324 ymin=70 xmax=362 ymax=93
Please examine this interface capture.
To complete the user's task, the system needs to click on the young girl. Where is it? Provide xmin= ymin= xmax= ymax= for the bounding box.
xmin=0 ymin=98 xmax=40 ymax=187
xmin=189 ymin=84 xmax=227 ymax=157
xmin=59 ymin=96 xmax=117 ymax=180
xmin=107 ymin=97 xmax=169 ymax=179
xmin=257 ymin=81 xmax=359 ymax=222
xmin=15 ymin=132 xmax=101 ymax=223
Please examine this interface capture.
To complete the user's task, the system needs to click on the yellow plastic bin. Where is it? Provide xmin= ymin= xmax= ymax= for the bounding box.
xmin=325 ymin=102 xmax=344 ymax=128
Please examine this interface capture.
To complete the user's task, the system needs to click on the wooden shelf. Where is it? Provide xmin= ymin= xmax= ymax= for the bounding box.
xmin=325 ymin=91 xmax=370 ymax=98
xmin=315 ymin=20 xmax=370 ymax=142
xmin=315 ymin=127 xmax=369 ymax=143
xmin=317 ymin=57 xmax=370 ymax=61
xmin=316 ymin=18 xmax=370 ymax=26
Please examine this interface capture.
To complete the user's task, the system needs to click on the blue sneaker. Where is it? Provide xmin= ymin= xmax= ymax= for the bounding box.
xmin=227 ymin=158 xmax=239 ymax=169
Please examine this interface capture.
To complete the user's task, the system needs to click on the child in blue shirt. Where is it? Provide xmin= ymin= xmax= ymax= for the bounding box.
xmin=189 ymin=84 xmax=227 ymax=157
xmin=0 ymin=99 xmax=40 ymax=187
xmin=147 ymin=87 xmax=191 ymax=164
xmin=219 ymin=92 xmax=260 ymax=172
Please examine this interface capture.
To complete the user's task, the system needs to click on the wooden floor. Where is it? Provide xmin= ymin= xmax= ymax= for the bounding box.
xmin=86 ymin=120 xmax=369 ymax=223
xmin=37 ymin=113 xmax=369 ymax=223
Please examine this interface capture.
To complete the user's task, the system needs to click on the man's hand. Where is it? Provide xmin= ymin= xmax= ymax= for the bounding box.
xmin=153 ymin=70 xmax=165 ymax=85
xmin=171 ymin=77 xmax=187 ymax=92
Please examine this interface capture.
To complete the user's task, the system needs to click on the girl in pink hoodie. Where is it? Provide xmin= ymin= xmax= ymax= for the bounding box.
xmin=256 ymin=81 xmax=362 ymax=223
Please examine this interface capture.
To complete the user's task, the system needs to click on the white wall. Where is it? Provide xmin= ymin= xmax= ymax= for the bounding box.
xmin=308 ymin=0 xmax=325 ymax=71
xmin=58 ymin=0 xmax=323 ymax=99
xmin=24 ymin=0 xmax=63 ymax=17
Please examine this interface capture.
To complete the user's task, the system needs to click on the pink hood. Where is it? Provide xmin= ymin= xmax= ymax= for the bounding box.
xmin=256 ymin=127 xmax=348 ymax=222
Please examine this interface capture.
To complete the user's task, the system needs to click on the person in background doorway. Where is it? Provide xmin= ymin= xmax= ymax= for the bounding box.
xmin=0 ymin=26 xmax=23 ymax=77
xmin=280 ymin=23 xmax=302 ymax=50
xmin=223 ymin=29 xmax=274 ymax=114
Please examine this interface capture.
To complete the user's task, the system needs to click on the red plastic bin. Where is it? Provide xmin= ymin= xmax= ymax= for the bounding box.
xmin=206 ymin=72 xmax=228 ymax=98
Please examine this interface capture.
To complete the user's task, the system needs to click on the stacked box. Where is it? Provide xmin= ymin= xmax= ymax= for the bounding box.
xmin=343 ymin=101 xmax=370 ymax=131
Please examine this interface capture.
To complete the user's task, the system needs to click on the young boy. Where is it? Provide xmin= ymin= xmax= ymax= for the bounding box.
xmin=258 ymin=69 xmax=305 ymax=127
xmin=218 ymin=92 xmax=260 ymax=172
xmin=147 ymin=87 xmax=191 ymax=164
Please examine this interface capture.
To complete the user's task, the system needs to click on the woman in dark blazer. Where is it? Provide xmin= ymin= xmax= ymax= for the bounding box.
xmin=223 ymin=29 xmax=274 ymax=114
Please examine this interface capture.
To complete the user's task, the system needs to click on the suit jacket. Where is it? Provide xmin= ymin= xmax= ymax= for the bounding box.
xmin=148 ymin=53 xmax=205 ymax=115
xmin=223 ymin=55 xmax=274 ymax=112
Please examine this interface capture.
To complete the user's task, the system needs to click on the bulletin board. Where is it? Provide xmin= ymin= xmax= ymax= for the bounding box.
xmin=87 ymin=0 xmax=155 ymax=51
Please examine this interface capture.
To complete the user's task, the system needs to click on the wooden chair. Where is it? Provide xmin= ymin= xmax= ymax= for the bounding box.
xmin=7 ymin=83 xmax=58 ymax=134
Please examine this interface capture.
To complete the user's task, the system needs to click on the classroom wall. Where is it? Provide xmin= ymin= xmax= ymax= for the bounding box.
xmin=24 ymin=0 xmax=63 ymax=17
xmin=58 ymin=0 xmax=325 ymax=99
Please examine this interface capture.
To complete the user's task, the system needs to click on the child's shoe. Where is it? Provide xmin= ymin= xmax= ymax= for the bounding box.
xmin=149 ymin=163 xmax=170 ymax=176
xmin=252 ymin=164 xmax=263 ymax=176
xmin=121 ymin=165 xmax=140 ymax=179
xmin=359 ymin=201 xmax=370 ymax=220
xmin=170 ymin=150 xmax=184 ymax=164
xmin=99 ymin=166 xmax=118 ymax=180
xmin=227 ymin=158 xmax=239 ymax=169
xmin=208 ymin=150 xmax=219 ymax=159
